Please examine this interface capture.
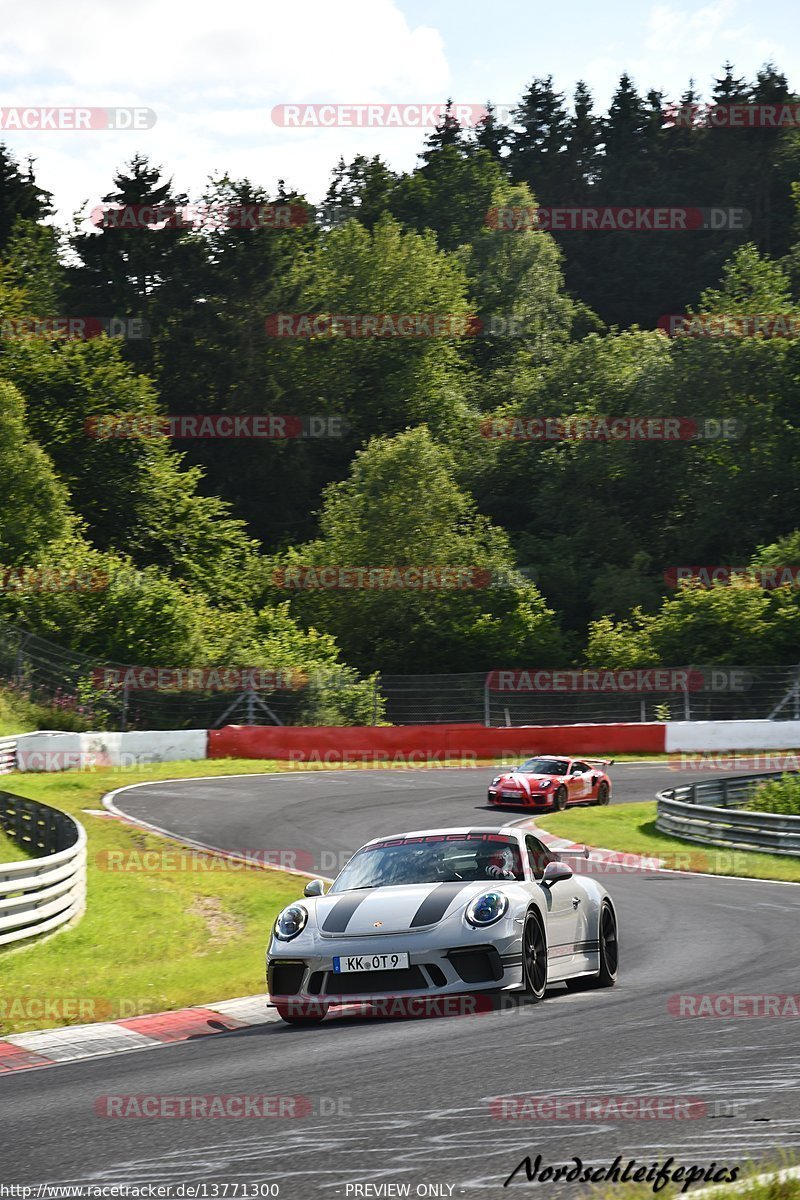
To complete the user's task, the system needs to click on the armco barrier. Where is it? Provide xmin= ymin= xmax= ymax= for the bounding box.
xmin=0 ymin=737 xmax=16 ymax=775
xmin=0 ymin=792 xmax=86 ymax=945
xmin=208 ymin=722 xmax=667 ymax=761
xmin=665 ymin=720 xmax=800 ymax=752
xmin=657 ymin=772 xmax=800 ymax=856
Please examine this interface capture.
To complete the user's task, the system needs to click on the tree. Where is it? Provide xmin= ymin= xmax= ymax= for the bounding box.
xmin=474 ymin=102 xmax=511 ymax=160
xmin=562 ymin=82 xmax=600 ymax=202
xmin=3 ymin=218 xmax=64 ymax=313
xmin=461 ymin=180 xmax=581 ymax=376
xmin=65 ymin=154 xmax=198 ymax=374
xmin=0 ymin=379 xmax=72 ymax=563
xmin=390 ymin=143 xmax=504 ymax=251
xmin=0 ymin=146 xmax=52 ymax=254
xmin=586 ymin=577 xmax=800 ymax=666
xmin=286 ymin=214 xmax=475 ymax=446
xmin=273 ymin=427 xmax=565 ymax=673
xmin=0 ymin=335 xmax=258 ymax=605
xmin=507 ymin=77 xmax=570 ymax=202
xmin=323 ymin=155 xmax=397 ymax=230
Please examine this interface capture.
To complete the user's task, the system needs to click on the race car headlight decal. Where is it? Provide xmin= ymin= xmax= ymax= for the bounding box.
xmin=274 ymin=904 xmax=308 ymax=941
xmin=466 ymin=891 xmax=509 ymax=928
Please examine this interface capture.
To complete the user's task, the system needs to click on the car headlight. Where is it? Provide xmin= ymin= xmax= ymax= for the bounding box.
xmin=466 ymin=891 xmax=509 ymax=927
xmin=274 ymin=904 xmax=308 ymax=941
xmin=491 ymin=776 xmax=502 ymax=786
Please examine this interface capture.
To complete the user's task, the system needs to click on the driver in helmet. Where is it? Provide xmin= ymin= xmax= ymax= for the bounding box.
xmin=482 ymin=846 xmax=517 ymax=880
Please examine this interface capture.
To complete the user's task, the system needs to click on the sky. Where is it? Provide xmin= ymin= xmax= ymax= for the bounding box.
xmin=0 ymin=0 xmax=795 ymax=225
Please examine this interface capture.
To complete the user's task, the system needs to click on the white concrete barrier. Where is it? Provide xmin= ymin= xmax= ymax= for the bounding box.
xmin=666 ymin=720 xmax=800 ymax=752
xmin=15 ymin=729 xmax=207 ymax=771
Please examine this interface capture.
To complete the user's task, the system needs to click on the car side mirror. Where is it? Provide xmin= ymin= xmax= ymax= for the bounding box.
xmin=303 ymin=879 xmax=325 ymax=897
xmin=542 ymin=861 xmax=573 ymax=887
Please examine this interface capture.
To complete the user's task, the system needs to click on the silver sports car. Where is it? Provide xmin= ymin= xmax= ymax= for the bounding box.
xmin=266 ymin=825 xmax=619 ymax=1024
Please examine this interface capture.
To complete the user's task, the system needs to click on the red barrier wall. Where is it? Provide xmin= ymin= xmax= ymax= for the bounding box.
xmin=209 ymin=722 xmax=666 ymax=761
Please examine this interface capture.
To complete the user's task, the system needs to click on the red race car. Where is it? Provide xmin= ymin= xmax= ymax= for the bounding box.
xmin=487 ymin=756 xmax=613 ymax=810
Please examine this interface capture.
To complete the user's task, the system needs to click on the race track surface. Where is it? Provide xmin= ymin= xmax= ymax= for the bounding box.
xmin=2 ymin=764 xmax=798 ymax=1197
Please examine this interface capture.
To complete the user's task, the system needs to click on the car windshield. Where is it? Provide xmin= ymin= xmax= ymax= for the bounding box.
xmin=519 ymin=758 xmax=569 ymax=775
xmin=330 ymin=834 xmax=525 ymax=892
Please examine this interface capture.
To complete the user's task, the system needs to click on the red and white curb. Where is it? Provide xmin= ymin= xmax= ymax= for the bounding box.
xmin=0 ymin=994 xmax=283 ymax=1075
xmin=512 ymin=818 xmax=666 ymax=870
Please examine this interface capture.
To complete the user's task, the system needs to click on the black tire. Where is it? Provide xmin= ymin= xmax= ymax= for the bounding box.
xmin=596 ymin=782 xmax=610 ymax=806
xmin=275 ymin=999 xmax=329 ymax=1025
xmin=522 ymin=911 xmax=548 ymax=1001
xmin=566 ymin=902 xmax=618 ymax=991
xmin=554 ymin=785 xmax=568 ymax=811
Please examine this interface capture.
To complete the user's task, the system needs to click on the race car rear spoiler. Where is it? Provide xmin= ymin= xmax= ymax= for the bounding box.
xmin=585 ymin=758 xmax=614 ymax=766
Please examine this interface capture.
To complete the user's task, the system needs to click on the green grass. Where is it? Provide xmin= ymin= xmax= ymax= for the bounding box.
xmin=0 ymin=753 xmax=550 ymax=1036
xmin=537 ymin=802 xmax=800 ymax=883
xmin=0 ymin=824 xmax=34 ymax=864
xmin=0 ymin=759 xmax=320 ymax=1035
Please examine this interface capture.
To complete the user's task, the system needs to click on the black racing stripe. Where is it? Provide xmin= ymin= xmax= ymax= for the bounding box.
xmin=548 ymin=939 xmax=600 ymax=958
xmin=410 ymin=882 xmax=469 ymax=928
xmin=321 ymin=892 xmax=369 ymax=933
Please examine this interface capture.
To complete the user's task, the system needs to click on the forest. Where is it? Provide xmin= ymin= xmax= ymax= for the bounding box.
xmin=1 ymin=62 xmax=800 ymax=722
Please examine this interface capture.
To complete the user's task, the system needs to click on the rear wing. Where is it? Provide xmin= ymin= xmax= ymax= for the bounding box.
xmin=585 ymin=758 xmax=614 ymax=767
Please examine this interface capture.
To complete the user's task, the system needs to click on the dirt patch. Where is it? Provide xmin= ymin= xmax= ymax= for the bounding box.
xmin=187 ymin=896 xmax=245 ymax=947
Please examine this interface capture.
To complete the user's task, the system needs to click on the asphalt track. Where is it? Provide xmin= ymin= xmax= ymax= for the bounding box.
xmin=2 ymin=764 xmax=799 ymax=1198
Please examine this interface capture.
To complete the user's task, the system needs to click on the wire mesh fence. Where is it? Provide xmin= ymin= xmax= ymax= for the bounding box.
xmin=0 ymin=616 xmax=798 ymax=729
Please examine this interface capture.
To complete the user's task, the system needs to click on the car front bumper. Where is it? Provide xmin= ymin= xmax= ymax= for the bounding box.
xmin=267 ymin=930 xmax=524 ymax=1004
xmin=487 ymin=787 xmax=554 ymax=807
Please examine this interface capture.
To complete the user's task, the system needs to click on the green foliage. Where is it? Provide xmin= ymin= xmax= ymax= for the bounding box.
xmin=746 ymin=773 xmax=800 ymax=815
xmin=273 ymin=427 xmax=565 ymax=673
xmin=0 ymin=147 xmax=52 ymax=254
xmin=4 ymin=76 xmax=800 ymax=691
xmin=0 ymin=538 xmax=210 ymax=663
xmin=587 ymin=577 xmax=800 ymax=667
xmin=0 ymin=379 xmax=72 ymax=561
xmin=0 ymin=336 xmax=258 ymax=603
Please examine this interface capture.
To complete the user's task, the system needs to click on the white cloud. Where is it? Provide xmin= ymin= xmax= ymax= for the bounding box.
xmin=646 ymin=0 xmax=740 ymax=54
xmin=0 ymin=0 xmax=452 ymax=221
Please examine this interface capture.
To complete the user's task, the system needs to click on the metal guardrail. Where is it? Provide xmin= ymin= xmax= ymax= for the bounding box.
xmin=657 ymin=771 xmax=800 ymax=856
xmin=0 ymin=737 xmax=16 ymax=775
xmin=0 ymin=792 xmax=87 ymax=946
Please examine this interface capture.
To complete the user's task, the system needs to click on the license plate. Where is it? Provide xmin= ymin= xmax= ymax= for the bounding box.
xmin=501 ymin=790 xmax=520 ymax=798
xmin=332 ymin=953 xmax=409 ymax=973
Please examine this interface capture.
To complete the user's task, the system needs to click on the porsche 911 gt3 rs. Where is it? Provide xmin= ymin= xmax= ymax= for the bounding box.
xmin=266 ymin=825 xmax=619 ymax=1024
xmin=488 ymin=756 xmax=613 ymax=810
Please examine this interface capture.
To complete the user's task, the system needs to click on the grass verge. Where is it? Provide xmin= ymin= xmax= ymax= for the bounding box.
xmin=0 ymin=824 xmax=33 ymax=864
xmin=537 ymin=802 xmax=800 ymax=883
xmin=0 ymin=753 xmax=544 ymax=1035
xmin=0 ymin=759 xmax=326 ymax=1035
